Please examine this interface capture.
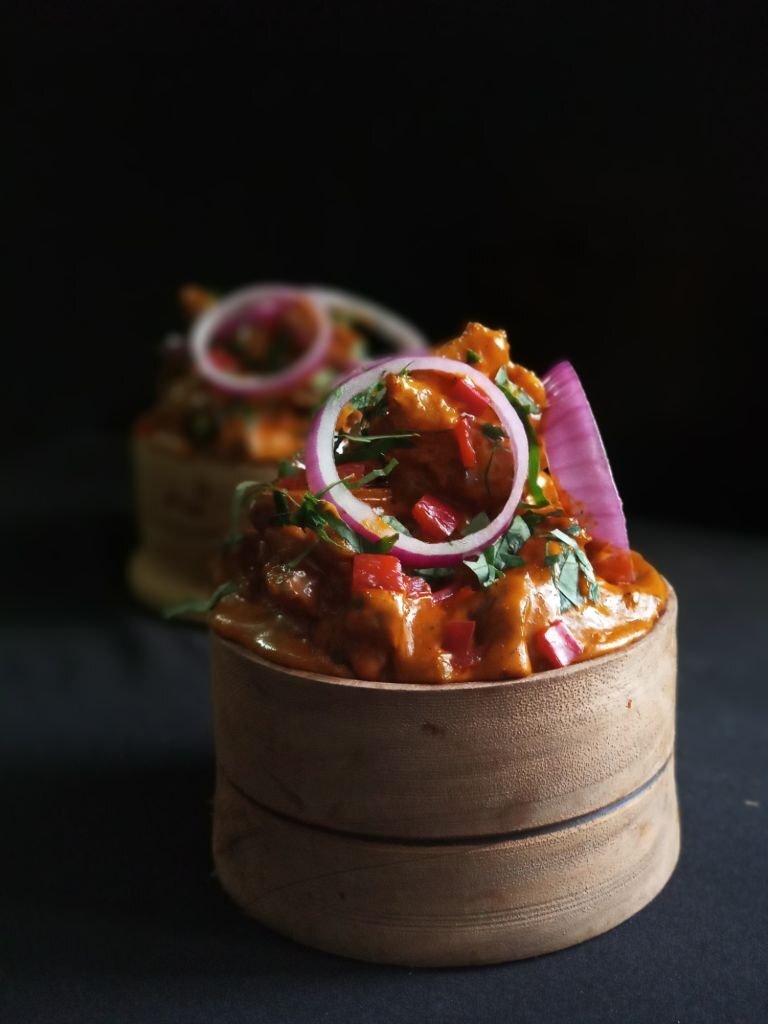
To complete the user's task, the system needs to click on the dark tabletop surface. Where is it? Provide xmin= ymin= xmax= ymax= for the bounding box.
xmin=2 ymin=436 xmax=767 ymax=1024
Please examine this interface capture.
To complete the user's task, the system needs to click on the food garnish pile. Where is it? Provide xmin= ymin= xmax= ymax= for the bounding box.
xmin=135 ymin=284 xmax=425 ymax=463
xmin=209 ymin=323 xmax=667 ymax=683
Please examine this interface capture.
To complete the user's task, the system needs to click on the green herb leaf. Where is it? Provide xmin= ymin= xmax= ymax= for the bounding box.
xmin=346 ymin=458 xmax=399 ymax=488
xmin=462 ymin=512 xmax=491 ymax=536
xmin=505 ymin=515 xmax=532 ymax=553
xmin=336 ymin=431 xmax=418 ymax=462
xmin=411 ymin=566 xmax=454 ymax=581
xmin=463 ymin=549 xmax=504 ymax=588
xmin=277 ymin=459 xmax=300 ymax=478
xmin=494 ymin=366 xmax=541 ymax=416
xmin=337 ymin=432 xmax=418 ymax=443
xmin=544 ymin=529 xmax=600 ymax=610
xmin=526 ymin=442 xmax=549 ymax=507
xmin=381 ymin=514 xmax=412 ymax=537
xmin=481 ymin=423 xmax=506 ymax=441
xmin=348 ymin=377 xmax=387 ymax=414
xmin=226 ymin=479 xmax=269 ymax=543
xmin=163 ymin=579 xmax=240 ymax=620
xmin=554 ymin=548 xmax=582 ymax=611
xmin=272 ymin=488 xmax=292 ymax=524
xmin=363 ymin=532 xmax=399 ymax=554
xmin=466 ymin=349 xmax=481 ymax=365
xmin=462 ymin=515 xmax=530 ymax=588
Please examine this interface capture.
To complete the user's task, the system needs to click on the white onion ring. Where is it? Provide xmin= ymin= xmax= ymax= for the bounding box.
xmin=307 ymin=286 xmax=428 ymax=357
xmin=189 ymin=284 xmax=333 ymax=397
xmin=305 ymin=357 xmax=529 ymax=567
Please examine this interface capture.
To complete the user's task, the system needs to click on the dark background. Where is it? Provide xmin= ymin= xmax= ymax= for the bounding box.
xmin=7 ymin=7 xmax=768 ymax=1024
xmin=11 ymin=2 xmax=766 ymax=525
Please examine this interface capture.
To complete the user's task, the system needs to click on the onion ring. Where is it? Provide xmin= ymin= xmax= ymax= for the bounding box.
xmin=189 ymin=284 xmax=333 ymax=397
xmin=305 ymin=357 xmax=529 ymax=567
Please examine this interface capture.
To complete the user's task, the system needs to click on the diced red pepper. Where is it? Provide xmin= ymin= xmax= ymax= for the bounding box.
xmin=405 ymin=575 xmax=432 ymax=599
xmin=452 ymin=376 xmax=490 ymax=415
xmin=431 ymin=579 xmax=464 ymax=603
xmin=442 ymin=619 xmax=476 ymax=666
xmin=209 ymin=348 xmax=240 ymax=371
xmin=412 ymin=494 xmax=461 ymax=541
xmin=453 ymin=416 xmax=478 ymax=468
xmin=535 ymin=619 xmax=583 ymax=668
xmin=351 ymin=554 xmax=405 ymax=594
xmin=589 ymin=545 xmax=636 ymax=585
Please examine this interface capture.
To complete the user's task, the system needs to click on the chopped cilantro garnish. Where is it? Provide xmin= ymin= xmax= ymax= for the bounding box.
xmin=163 ymin=579 xmax=240 ymax=620
xmin=270 ymin=483 xmax=402 ymax=556
xmin=492 ymin=367 xmax=549 ymax=507
xmin=411 ymin=566 xmax=454 ymax=581
xmin=494 ymin=366 xmax=541 ymax=416
xmin=336 ymin=431 xmax=418 ymax=462
xmin=463 ymin=515 xmax=531 ymax=588
xmin=227 ymin=479 xmax=270 ymax=544
xmin=526 ymin=442 xmax=549 ymax=507
xmin=277 ymin=459 xmax=300 ymax=478
xmin=344 ymin=458 xmax=399 ymax=488
xmin=545 ymin=529 xmax=601 ymax=610
xmin=481 ymin=423 xmax=506 ymax=441
xmin=381 ymin=514 xmax=412 ymax=536
xmin=462 ymin=511 xmax=491 ymax=536
xmin=348 ymin=377 xmax=387 ymax=415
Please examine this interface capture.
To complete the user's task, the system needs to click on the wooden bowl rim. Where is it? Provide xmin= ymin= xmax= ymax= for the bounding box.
xmin=212 ymin=582 xmax=676 ymax=695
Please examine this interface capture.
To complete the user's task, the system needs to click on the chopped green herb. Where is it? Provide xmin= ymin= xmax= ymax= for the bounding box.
xmin=494 ymin=366 xmax=541 ymax=416
xmin=493 ymin=367 xmax=549 ymax=506
xmin=462 ymin=512 xmax=491 ymax=536
xmin=411 ymin=566 xmax=454 ymax=581
xmin=364 ymin=532 xmax=399 ymax=554
xmin=349 ymin=377 xmax=387 ymax=414
xmin=277 ymin=459 xmax=300 ymax=478
xmin=226 ymin=479 xmax=269 ymax=544
xmin=526 ymin=442 xmax=549 ymax=507
xmin=463 ymin=516 xmax=530 ymax=588
xmin=481 ymin=423 xmax=507 ymax=441
xmin=272 ymin=488 xmax=292 ymax=524
xmin=163 ymin=580 xmax=240 ymax=620
xmin=336 ymin=431 xmax=418 ymax=462
xmin=465 ymin=349 xmax=481 ymax=365
xmin=544 ymin=529 xmax=601 ymax=611
xmin=284 ymin=543 xmax=317 ymax=570
xmin=381 ymin=514 xmax=412 ymax=536
xmin=345 ymin=458 xmax=399 ymax=488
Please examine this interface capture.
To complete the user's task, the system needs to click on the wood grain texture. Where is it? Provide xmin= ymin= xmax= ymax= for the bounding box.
xmin=213 ymin=760 xmax=680 ymax=967
xmin=211 ymin=590 xmax=677 ymax=838
xmin=128 ymin=438 xmax=275 ymax=613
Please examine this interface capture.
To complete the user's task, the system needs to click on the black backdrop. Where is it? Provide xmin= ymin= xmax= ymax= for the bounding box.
xmin=11 ymin=2 xmax=766 ymax=523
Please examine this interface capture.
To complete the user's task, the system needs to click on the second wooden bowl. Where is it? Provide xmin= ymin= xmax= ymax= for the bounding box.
xmin=127 ymin=438 xmax=275 ymax=614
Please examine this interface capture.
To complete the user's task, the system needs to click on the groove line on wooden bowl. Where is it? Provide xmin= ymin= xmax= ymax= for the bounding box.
xmin=212 ymin=761 xmax=680 ymax=965
xmin=220 ymin=753 xmax=672 ymax=849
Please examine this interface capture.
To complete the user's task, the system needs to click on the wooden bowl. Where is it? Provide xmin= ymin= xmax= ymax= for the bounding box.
xmin=211 ymin=589 xmax=679 ymax=966
xmin=127 ymin=438 xmax=275 ymax=614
